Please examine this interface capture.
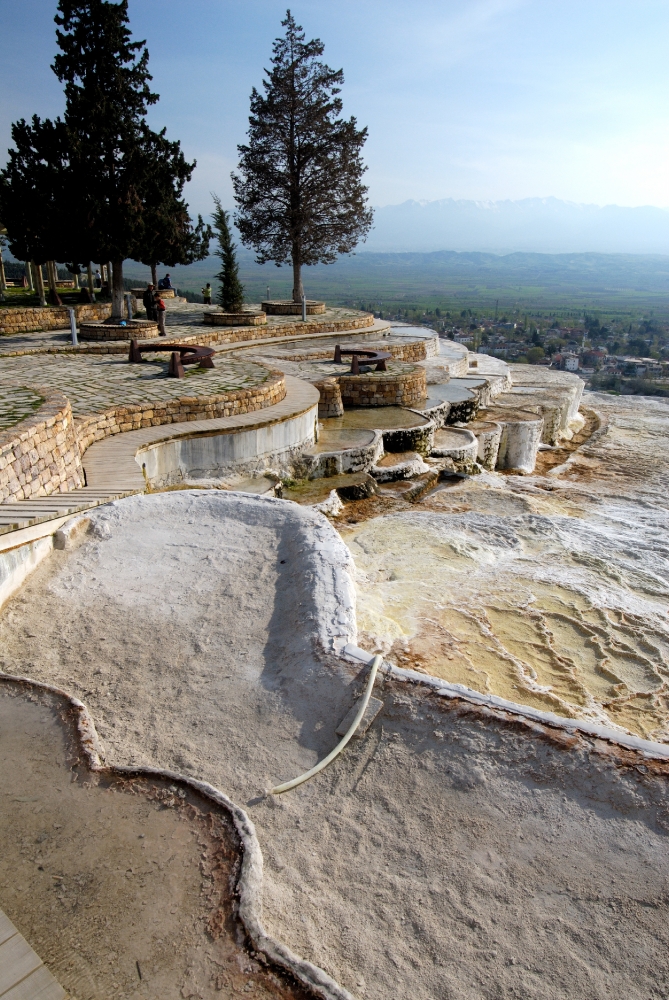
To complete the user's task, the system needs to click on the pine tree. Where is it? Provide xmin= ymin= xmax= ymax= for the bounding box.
xmin=138 ymin=133 xmax=212 ymax=289
xmin=232 ymin=11 xmax=373 ymax=303
xmin=212 ymin=195 xmax=244 ymax=312
xmin=0 ymin=115 xmax=74 ymax=272
xmin=0 ymin=0 xmax=204 ymax=320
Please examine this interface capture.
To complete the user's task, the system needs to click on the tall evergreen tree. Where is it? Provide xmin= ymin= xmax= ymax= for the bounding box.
xmin=0 ymin=115 xmax=74 ymax=269
xmin=0 ymin=0 xmax=204 ymax=320
xmin=233 ymin=11 xmax=373 ymax=303
xmin=138 ymin=133 xmax=212 ymax=289
xmin=212 ymin=195 xmax=244 ymax=312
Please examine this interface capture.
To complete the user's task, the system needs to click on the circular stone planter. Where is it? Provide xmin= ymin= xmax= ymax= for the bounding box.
xmin=339 ymin=366 xmax=427 ymax=409
xmin=483 ymin=407 xmax=544 ymax=474
xmin=467 ymin=419 xmax=503 ymax=471
xmin=430 ymin=427 xmax=479 ymax=472
xmin=79 ymin=318 xmax=159 ymax=341
xmin=261 ymin=300 xmax=326 ymax=315
xmin=203 ymin=311 xmax=267 ymax=327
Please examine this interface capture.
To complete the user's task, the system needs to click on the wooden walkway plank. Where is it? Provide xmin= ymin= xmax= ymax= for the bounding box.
xmin=1 ymin=965 xmax=66 ymax=1000
xmin=0 ymin=910 xmax=64 ymax=1000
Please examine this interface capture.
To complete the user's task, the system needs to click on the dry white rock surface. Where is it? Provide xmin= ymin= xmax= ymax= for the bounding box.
xmin=2 ymin=491 xmax=669 ymax=1000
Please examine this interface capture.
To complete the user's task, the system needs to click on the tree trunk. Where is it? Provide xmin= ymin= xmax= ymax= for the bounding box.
xmin=73 ymin=271 xmax=79 ymax=289
xmin=292 ymin=257 xmax=303 ymax=303
xmin=111 ymin=260 xmax=124 ymax=319
xmin=106 ymin=261 xmax=113 ymax=295
xmin=24 ymin=262 xmax=33 ymax=290
xmin=87 ymin=262 xmax=95 ymax=301
xmin=151 ymin=262 xmax=158 ymax=288
xmin=46 ymin=261 xmax=57 ymax=295
xmin=34 ymin=263 xmax=46 ymax=307
xmin=0 ymin=245 xmax=6 ymax=301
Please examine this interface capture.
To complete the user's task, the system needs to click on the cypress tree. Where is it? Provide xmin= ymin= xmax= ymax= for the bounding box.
xmin=212 ymin=195 xmax=244 ymax=312
xmin=233 ymin=10 xmax=373 ymax=303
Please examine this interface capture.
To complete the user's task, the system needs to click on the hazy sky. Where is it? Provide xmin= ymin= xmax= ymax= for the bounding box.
xmin=1 ymin=0 xmax=667 ymax=217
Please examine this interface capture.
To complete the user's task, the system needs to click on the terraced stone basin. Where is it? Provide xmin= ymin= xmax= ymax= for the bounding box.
xmin=308 ymin=426 xmax=376 ymax=453
xmin=467 ymin=418 xmax=503 ymax=470
xmin=296 ymin=423 xmax=382 ymax=478
xmin=319 ymin=406 xmax=434 ymax=456
xmin=430 ymin=427 xmax=478 ymax=472
xmin=411 ymin=379 xmax=480 ymax=425
xmin=282 ymin=471 xmax=377 ymax=505
xmin=324 ymin=407 xmax=428 ymax=431
xmin=482 ymin=407 xmax=544 ymax=474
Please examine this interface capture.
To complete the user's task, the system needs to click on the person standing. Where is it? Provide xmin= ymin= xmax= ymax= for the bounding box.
xmin=202 ymin=282 xmax=212 ymax=305
xmin=142 ymin=283 xmax=156 ymax=320
xmin=155 ymin=292 xmax=166 ymax=336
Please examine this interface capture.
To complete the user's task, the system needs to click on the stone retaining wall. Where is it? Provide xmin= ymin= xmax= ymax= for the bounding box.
xmin=0 ymin=388 xmax=83 ymax=502
xmin=271 ymin=339 xmax=428 ymax=363
xmin=0 ymin=303 xmax=112 ymax=336
xmin=75 ymin=372 xmax=286 ymax=456
xmin=339 ymin=367 xmax=427 ymax=408
xmin=313 ymin=378 xmax=344 ymax=418
xmin=0 ymin=313 xmax=376 ymax=358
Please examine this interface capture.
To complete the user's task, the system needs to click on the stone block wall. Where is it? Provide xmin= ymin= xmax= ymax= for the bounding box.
xmin=197 ymin=313 xmax=374 ymax=346
xmin=262 ymin=300 xmax=326 ymax=315
xmin=0 ymin=302 xmax=112 ymax=336
xmin=313 ymin=378 xmax=344 ymax=418
xmin=75 ymin=372 xmax=286 ymax=456
xmin=388 ymin=341 xmax=428 ymax=362
xmin=339 ymin=368 xmax=427 ymax=408
xmin=0 ymin=388 xmax=83 ymax=501
xmin=203 ymin=312 xmax=267 ymax=327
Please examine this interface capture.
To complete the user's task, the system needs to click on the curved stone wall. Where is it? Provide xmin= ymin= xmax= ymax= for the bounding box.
xmin=137 ymin=401 xmax=318 ymax=485
xmin=0 ymin=302 xmax=112 ymax=336
xmin=0 ymin=388 xmax=83 ymax=501
xmin=75 ymin=372 xmax=287 ymax=456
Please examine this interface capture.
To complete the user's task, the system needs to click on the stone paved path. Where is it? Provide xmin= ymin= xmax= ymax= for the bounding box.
xmin=0 ymin=354 xmax=270 ymax=417
xmin=0 ymin=301 xmax=369 ymax=354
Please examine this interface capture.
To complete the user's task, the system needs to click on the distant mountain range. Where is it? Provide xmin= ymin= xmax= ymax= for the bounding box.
xmin=363 ymin=198 xmax=669 ymax=255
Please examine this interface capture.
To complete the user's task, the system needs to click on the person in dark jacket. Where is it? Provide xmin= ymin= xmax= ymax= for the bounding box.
xmin=142 ymin=284 xmax=156 ymax=320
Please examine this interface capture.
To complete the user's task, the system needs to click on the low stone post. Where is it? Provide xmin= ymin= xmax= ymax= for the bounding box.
xmin=68 ymin=308 xmax=78 ymax=346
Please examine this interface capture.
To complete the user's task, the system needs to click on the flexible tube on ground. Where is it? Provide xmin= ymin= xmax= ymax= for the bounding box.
xmin=270 ymin=654 xmax=383 ymax=795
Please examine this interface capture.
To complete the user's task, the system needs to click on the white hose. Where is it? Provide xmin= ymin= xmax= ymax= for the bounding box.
xmin=270 ymin=654 xmax=382 ymax=795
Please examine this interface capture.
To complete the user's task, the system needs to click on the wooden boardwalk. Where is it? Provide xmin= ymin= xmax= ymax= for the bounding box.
xmin=0 ymin=909 xmax=65 ymax=999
